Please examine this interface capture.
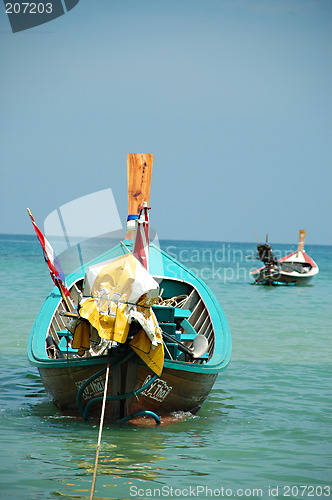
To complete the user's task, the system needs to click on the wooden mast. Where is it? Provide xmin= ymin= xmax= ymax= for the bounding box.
xmin=126 ymin=153 xmax=153 ymax=239
xmin=297 ymin=229 xmax=306 ymax=253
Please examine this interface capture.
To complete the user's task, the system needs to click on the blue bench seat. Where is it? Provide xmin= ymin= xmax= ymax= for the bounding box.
xmin=58 ymin=336 xmax=77 ymax=352
xmin=57 ymin=329 xmax=73 ymax=338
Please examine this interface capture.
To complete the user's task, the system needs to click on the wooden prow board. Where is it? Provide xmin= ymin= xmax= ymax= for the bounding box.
xmin=297 ymin=229 xmax=306 ymax=253
xmin=126 ymin=153 xmax=153 ymax=239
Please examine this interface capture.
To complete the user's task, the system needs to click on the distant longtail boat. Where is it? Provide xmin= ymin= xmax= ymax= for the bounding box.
xmin=250 ymin=230 xmax=319 ymax=286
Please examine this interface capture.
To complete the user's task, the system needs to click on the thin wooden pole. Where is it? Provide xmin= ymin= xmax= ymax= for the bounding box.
xmin=54 ymin=278 xmax=71 ymax=312
xmin=90 ymin=353 xmax=111 ymax=500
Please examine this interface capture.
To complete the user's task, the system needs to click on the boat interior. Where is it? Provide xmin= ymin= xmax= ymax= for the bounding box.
xmin=45 ymin=277 xmax=215 ymax=365
xmin=280 ymin=262 xmax=312 ymax=274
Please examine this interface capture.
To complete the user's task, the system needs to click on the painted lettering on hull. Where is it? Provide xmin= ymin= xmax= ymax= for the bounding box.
xmin=75 ymin=376 xmax=105 ymax=400
xmin=142 ymin=376 xmax=172 ymax=402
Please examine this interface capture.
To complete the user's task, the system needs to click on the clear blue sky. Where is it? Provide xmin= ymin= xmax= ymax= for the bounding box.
xmin=1 ymin=0 xmax=331 ymax=244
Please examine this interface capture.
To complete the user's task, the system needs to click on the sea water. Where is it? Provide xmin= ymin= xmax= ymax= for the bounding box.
xmin=0 ymin=235 xmax=331 ymax=500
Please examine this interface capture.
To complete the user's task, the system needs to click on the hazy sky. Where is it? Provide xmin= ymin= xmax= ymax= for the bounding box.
xmin=1 ymin=0 xmax=331 ymax=244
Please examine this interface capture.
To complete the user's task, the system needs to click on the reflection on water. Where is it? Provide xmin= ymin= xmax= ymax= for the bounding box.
xmin=16 ymin=382 xmax=233 ymax=500
xmin=67 ymin=428 xmax=168 ymax=481
xmin=5 ymin=357 xmax=231 ymax=492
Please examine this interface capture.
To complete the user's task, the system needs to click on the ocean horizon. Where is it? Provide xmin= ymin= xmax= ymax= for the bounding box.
xmin=0 ymin=234 xmax=331 ymax=499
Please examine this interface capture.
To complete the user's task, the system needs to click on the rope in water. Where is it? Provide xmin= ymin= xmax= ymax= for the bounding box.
xmin=89 ymin=350 xmax=111 ymax=500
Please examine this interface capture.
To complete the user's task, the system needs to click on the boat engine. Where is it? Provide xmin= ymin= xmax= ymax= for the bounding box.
xmin=257 ymin=243 xmax=278 ymax=266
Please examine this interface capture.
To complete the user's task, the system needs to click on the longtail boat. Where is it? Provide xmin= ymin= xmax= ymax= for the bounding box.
xmin=28 ymin=154 xmax=232 ymax=425
xmin=250 ymin=230 xmax=319 ymax=286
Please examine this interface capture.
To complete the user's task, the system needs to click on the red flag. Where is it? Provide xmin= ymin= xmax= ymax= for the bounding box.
xmin=133 ymin=202 xmax=150 ymax=270
xmin=27 ymin=208 xmax=71 ymax=297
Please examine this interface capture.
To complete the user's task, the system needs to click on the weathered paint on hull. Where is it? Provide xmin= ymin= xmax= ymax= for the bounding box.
xmin=38 ymin=356 xmax=217 ymax=422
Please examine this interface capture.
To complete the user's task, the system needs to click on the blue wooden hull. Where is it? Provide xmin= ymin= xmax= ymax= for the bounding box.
xmin=28 ymin=242 xmax=232 ymax=423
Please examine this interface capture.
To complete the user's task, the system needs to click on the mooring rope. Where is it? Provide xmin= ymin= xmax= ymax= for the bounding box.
xmin=89 ymin=350 xmax=111 ymax=500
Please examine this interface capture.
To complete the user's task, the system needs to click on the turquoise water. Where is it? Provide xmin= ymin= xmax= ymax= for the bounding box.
xmin=0 ymin=235 xmax=331 ymax=500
